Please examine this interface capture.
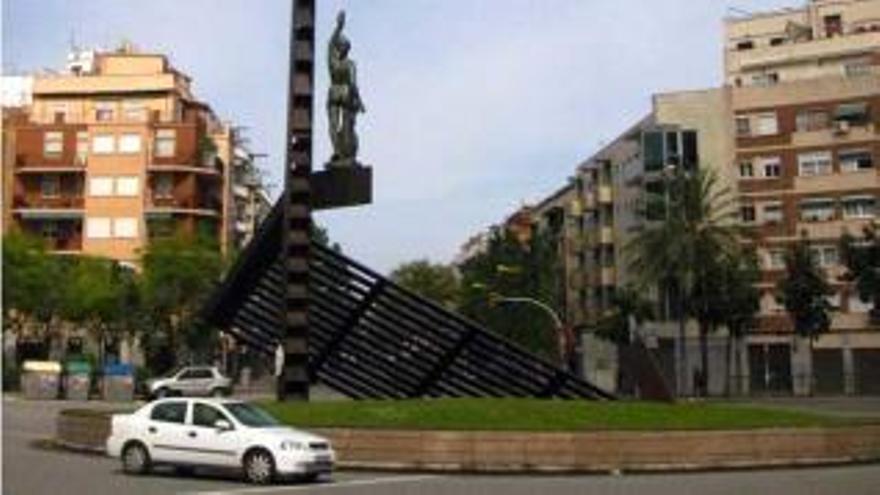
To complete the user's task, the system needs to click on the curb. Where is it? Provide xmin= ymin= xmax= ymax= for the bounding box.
xmin=49 ymin=437 xmax=880 ymax=475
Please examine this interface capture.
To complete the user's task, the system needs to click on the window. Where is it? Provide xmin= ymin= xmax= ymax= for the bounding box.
xmin=736 ymin=40 xmax=754 ymax=51
xmin=41 ymin=221 xmax=59 ymax=241
xmin=825 ymin=14 xmax=843 ymax=37
xmin=76 ymin=131 xmax=88 ymax=164
xmin=95 ymin=101 xmax=114 ymax=122
xmin=154 ymin=129 xmax=176 ymax=158
xmin=113 ymin=218 xmax=138 ymax=238
xmin=740 ymin=205 xmax=756 ymax=223
xmin=842 ymin=196 xmax=876 ymax=219
xmin=179 ymin=368 xmax=213 ymax=380
xmin=49 ymin=103 xmax=68 ymax=123
xmin=193 ymin=403 xmax=231 ymax=428
xmin=122 ymin=100 xmax=146 ymax=121
xmin=739 ymin=161 xmax=754 ymax=178
xmin=800 ymin=198 xmax=835 ymax=222
xmin=43 ymin=131 xmax=63 ymax=157
xmin=798 ymin=151 xmax=832 ymax=176
xmin=844 ymin=59 xmax=872 ymax=77
xmin=810 ymin=245 xmax=839 ymax=267
xmin=770 ymin=37 xmax=786 ymax=46
xmin=735 ymin=116 xmax=751 ymax=136
xmin=40 ymin=175 xmax=60 ymax=198
xmin=755 ymin=114 xmax=779 ymax=136
xmin=85 ymin=217 xmax=111 ymax=239
xmin=116 ymin=177 xmax=139 ymax=197
xmin=91 ymin=135 xmax=115 ymax=154
xmin=89 ymin=177 xmax=114 ymax=197
xmin=150 ymin=401 xmax=187 ymax=424
xmin=849 ymin=293 xmax=874 ymax=313
xmin=763 ymin=203 xmax=784 ymax=223
xmin=795 ymin=109 xmax=829 ymax=132
xmin=839 ymin=149 xmax=874 ymax=172
xmin=757 ymin=156 xmax=782 ymax=178
xmin=834 ymin=102 xmax=870 ymax=125
xmin=767 ymin=249 xmax=786 ymax=269
xmin=154 ymin=174 xmax=174 ymax=198
xmin=224 ymin=403 xmax=281 ymax=428
xmin=752 ymin=73 xmax=779 ymax=87
xmin=118 ymin=134 xmax=141 ymax=154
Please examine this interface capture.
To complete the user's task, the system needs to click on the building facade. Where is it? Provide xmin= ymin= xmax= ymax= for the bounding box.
xmin=726 ymin=0 xmax=880 ymax=395
xmin=3 ymin=46 xmax=234 ymax=265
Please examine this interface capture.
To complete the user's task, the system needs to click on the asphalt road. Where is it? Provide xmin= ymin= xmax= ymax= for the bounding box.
xmin=4 ymin=396 xmax=880 ymax=495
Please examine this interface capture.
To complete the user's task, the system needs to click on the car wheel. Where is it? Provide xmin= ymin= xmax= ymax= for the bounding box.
xmin=243 ymin=449 xmax=276 ymax=485
xmin=211 ymin=387 xmax=226 ymax=398
xmin=155 ymin=387 xmax=169 ymax=399
xmin=122 ymin=442 xmax=151 ymax=475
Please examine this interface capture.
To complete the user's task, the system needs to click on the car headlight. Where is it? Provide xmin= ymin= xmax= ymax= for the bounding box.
xmin=280 ymin=440 xmax=305 ymax=451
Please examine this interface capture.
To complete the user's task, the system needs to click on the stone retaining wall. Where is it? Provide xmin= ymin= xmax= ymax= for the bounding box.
xmin=57 ymin=409 xmax=880 ymax=472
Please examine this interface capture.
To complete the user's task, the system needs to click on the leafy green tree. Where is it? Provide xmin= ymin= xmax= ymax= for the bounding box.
xmin=139 ymin=233 xmax=224 ymax=373
xmin=840 ymin=224 xmax=880 ymax=323
xmin=777 ymin=234 xmax=833 ymax=394
xmin=390 ymin=259 xmax=460 ymax=309
xmin=60 ymin=257 xmax=142 ymax=365
xmin=458 ymin=227 xmax=563 ymax=362
xmin=592 ymin=286 xmax=654 ymax=346
xmin=712 ymin=249 xmax=761 ymax=394
xmin=2 ymin=231 xmax=67 ymax=341
xmin=627 ymin=167 xmax=739 ymax=395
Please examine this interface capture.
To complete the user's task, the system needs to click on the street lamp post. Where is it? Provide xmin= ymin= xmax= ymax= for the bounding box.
xmin=663 ymin=162 xmax=689 ymax=397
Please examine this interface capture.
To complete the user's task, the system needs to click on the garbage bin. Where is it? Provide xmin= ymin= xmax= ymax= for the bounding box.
xmin=64 ymin=361 xmax=91 ymax=401
xmin=21 ymin=361 xmax=61 ymax=400
xmin=102 ymin=363 xmax=134 ymax=402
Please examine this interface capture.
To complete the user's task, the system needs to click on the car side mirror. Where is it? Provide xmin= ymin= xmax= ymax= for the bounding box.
xmin=215 ymin=419 xmax=233 ymax=432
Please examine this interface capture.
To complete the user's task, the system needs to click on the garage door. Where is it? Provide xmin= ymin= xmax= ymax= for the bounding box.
xmin=854 ymin=349 xmax=880 ymax=395
xmin=813 ymin=349 xmax=844 ymax=395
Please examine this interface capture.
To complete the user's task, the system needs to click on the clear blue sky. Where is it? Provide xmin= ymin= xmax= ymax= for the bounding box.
xmin=3 ymin=0 xmax=796 ymax=273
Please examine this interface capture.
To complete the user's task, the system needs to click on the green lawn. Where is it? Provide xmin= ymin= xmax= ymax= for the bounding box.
xmin=258 ymin=398 xmax=871 ymax=432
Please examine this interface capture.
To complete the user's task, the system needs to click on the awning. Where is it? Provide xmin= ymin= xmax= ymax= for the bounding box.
xmin=834 ymin=102 xmax=869 ymax=120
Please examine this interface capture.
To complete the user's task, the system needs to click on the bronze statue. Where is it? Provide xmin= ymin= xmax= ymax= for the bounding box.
xmin=327 ymin=10 xmax=365 ymax=167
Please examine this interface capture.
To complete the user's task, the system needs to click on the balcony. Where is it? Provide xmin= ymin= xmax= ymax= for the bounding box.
xmin=792 ymin=122 xmax=876 ymax=148
xmin=730 ymin=31 xmax=880 ymax=73
xmin=598 ymin=185 xmax=613 ymax=204
xmin=147 ymin=195 xmax=221 ymax=217
xmin=14 ymin=194 xmax=84 ymax=209
xmin=600 ymin=226 xmax=614 ymax=245
xmin=16 ymin=219 xmax=83 ymax=253
xmin=600 ymin=267 xmax=616 ymax=287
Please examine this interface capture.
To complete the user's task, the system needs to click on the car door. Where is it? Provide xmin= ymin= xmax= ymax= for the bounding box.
xmin=145 ymin=400 xmax=192 ymax=464
xmin=176 ymin=368 xmax=213 ymax=396
xmin=185 ymin=402 xmax=242 ymax=467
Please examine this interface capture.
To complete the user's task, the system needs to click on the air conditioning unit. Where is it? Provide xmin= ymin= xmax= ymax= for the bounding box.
xmin=834 ymin=120 xmax=851 ymax=134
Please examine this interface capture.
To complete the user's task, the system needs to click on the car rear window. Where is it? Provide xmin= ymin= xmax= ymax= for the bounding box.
xmin=150 ymin=401 xmax=187 ymax=424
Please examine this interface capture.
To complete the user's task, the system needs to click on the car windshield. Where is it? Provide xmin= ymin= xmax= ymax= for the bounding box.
xmin=223 ymin=402 xmax=282 ymax=428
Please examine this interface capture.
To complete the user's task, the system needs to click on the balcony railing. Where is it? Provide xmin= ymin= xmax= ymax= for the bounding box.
xmin=148 ymin=195 xmax=222 ymax=213
xmin=13 ymin=195 xmax=85 ymax=209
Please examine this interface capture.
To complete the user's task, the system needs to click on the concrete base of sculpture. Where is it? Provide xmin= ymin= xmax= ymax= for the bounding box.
xmin=312 ymin=165 xmax=372 ymax=211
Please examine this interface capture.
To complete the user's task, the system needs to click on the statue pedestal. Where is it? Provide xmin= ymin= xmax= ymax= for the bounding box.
xmin=312 ymin=165 xmax=372 ymax=211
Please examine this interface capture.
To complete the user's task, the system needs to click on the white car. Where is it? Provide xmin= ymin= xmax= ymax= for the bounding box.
xmin=106 ymin=398 xmax=335 ymax=484
xmin=146 ymin=366 xmax=232 ymax=399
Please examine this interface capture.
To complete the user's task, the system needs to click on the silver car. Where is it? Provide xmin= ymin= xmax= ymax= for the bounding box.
xmin=147 ymin=366 xmax=232 ymax=399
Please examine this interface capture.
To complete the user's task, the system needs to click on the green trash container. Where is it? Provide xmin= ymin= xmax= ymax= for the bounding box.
xmin=64 ymin=361 xmax=92 ymax=401
xmin=21 ymin=361 xmax=61 ymax=400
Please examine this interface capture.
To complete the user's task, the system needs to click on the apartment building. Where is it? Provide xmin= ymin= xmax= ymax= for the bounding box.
xmin=4 ymin=45 xmax=233 ymax=266
xmin=726 ymin=0 xmax=880 ymax=395
xmin=230 ymin=145 xmax=272 ymax=249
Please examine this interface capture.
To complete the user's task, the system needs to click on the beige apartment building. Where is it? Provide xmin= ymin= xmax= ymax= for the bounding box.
xmin=511 ymin=0 xmax=880 ymax=396
xmin=4 ymin=46 xmax=234 ymax=266
xmin=726 ymin=0 xmax=880 ymax=395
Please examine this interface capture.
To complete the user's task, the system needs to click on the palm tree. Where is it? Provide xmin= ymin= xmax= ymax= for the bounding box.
xmin=627 ymin=166 xmax=740 ymax=396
